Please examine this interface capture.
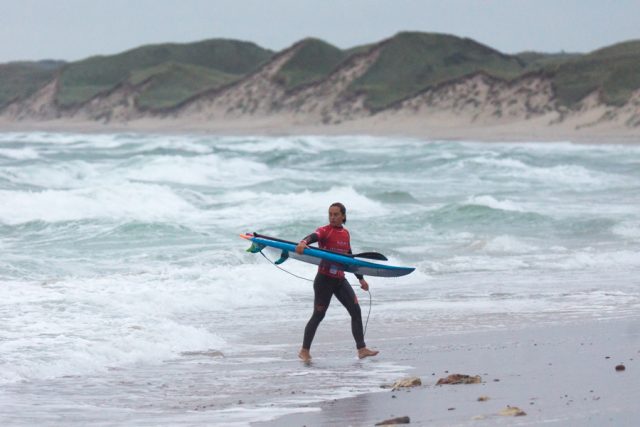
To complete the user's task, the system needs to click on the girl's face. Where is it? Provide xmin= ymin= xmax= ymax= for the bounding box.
xmin=328 ymin=206 xmax=345 ymax=227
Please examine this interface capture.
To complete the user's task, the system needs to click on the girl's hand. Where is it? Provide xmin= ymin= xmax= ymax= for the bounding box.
xmin=359 ymin=278 xmax=369 ymax=291
xmin=296 ymin=240 xmax=308 ymax=254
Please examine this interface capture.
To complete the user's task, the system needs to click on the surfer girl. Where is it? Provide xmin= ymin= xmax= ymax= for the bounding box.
xmin=295 ymin=202 xmax=379 ymax=362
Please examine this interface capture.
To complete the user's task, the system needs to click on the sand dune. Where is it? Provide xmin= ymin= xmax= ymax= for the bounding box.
xmin=1 ymin=39 xmax=639 ymax=142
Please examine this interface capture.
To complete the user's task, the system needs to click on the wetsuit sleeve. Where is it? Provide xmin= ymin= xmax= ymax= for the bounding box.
xmin=301 ymin=233 xmax=318 ymax=245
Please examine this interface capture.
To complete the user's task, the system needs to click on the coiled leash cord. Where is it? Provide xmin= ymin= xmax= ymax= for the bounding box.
xmin=259 ymin=251 xmax=372 ymax=338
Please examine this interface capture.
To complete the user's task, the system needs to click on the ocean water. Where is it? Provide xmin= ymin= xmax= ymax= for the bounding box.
xmin=1 ymin=132 xmax=639 ymax=425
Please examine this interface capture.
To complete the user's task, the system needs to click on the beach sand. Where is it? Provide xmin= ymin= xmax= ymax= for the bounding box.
xmin=254 ymin=318 xmax=640 ymax=426
xmin=1 ymin=116 xmax=639 ymax=144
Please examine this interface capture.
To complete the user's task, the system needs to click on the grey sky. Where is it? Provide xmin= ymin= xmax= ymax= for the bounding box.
xmin=2 ymin=0 xmax=639 ymax=63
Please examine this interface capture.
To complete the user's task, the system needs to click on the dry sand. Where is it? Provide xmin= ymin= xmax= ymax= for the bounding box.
xmin=1 ymin=116 xmax=639 ymax=144
xmin=254 ymin=318 xmax=640 ymax=426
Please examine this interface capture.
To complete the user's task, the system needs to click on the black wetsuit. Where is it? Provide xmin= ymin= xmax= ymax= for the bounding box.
xmin=301 ymin=232 xmax=366 ymax=350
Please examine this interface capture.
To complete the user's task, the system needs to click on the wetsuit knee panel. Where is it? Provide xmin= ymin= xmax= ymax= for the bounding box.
xmin=315 ymin=304 xmax=328 ymax=313
xmin=312 ymin=307 xmax=327 ymax=321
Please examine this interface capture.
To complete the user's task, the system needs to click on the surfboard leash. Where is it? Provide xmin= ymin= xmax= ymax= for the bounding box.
xmin=258 ymin=250 xmax=372 ymax=338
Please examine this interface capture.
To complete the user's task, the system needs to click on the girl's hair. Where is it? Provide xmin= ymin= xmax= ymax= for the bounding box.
xmin=330 ymin=202 xmax=347 ymax=223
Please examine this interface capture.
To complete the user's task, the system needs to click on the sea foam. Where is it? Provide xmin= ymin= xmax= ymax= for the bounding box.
xmin=0 ymin=183 xmax=200 ymax=224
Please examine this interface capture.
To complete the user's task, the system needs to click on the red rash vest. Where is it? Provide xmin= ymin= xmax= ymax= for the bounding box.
xmin=314 ymin=224 xmax=352 ymax=279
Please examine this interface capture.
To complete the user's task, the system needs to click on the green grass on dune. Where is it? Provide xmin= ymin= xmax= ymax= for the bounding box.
xmin=131 ymin=63 xmax=239 ymax=109
xmin=348 ymin=32 xmax=526 ymax=110
xmin=546 ymin=40 xmax=640 ymax=106
xmin=0 ymin=61 xmax=63 ymax=108
xmin=56 ymin=39 xmax=273 ymax=107
xmin=274 ymin=38 xmax=347 ymax=90
xmin=516 ymin=51 xmax=581 ymax=71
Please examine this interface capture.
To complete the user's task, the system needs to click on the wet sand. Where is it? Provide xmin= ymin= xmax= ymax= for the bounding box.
xmin=254 ymin=318 xmax=640 ymax=426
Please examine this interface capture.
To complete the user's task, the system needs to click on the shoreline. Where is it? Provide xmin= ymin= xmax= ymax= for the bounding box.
xmin=1 ymin=119 xmax=639 ymax=144
xmin=253 ymin=317 xmax=640 ymax=426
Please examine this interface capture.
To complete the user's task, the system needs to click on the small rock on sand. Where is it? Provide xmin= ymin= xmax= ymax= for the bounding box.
xmin=615 ymin=364 xmax=626 ymax=371
xmin=391 ymin=376 xmax=422 ymax=390
xmin=499 ymin=406 xmax=527 ymax=416
xmin=477 ymin=395 xmax=490 ymax=402
xmin=375 ymin=415 xmax=411 ymax=425
xmin=436 ymin=374 xmax=481 ymax=385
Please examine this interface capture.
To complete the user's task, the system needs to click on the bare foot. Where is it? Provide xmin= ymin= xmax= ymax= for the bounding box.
xmin=298 ymin=348 xmax=312 ymax=363
xmin=358 ymin=347 xmax=379 ymax=359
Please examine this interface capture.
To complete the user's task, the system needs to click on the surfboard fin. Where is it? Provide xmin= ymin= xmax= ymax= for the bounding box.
xmin=246 ymin=242 xmax=266 ymax=253
xmin=274 ymin=250 xmax=289 ymax=265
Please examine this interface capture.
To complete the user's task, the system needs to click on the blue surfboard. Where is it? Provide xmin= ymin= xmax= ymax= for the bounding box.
xmin=241 ymin=232 xmax=415 ymax=278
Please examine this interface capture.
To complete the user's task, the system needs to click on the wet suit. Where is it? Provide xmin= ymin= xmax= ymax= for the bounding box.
xmin=300 ymin=225 xmax=366 ymax=350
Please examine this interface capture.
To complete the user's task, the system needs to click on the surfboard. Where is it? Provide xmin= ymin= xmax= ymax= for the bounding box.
xmin=241 ymin=232 xmax=415 ymax=278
